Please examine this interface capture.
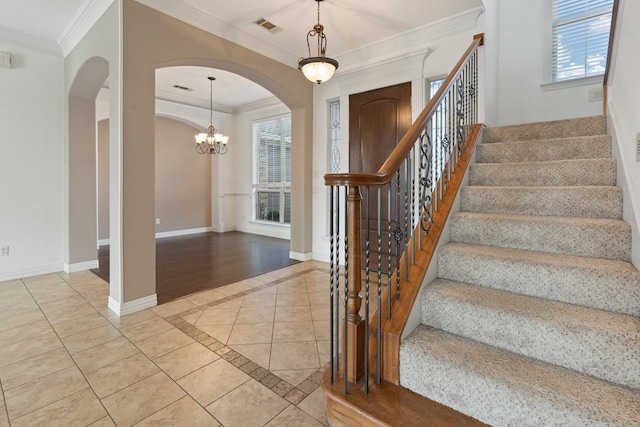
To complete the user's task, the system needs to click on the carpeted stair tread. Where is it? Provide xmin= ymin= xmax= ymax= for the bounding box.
xmin=460 ymin=185 xmax=622 ymax=219
xmin=438 ymin=243 xmax=640 ymax=316
xmin=482 ymin=115 xmax=607 ymax=143
xmin=469 ymin=158 xmax=616 ymax=187
xmin=476 ymin=135 xmax=611 ymax=163
xmin=400 ymin=326 xmax=640 ymax=427
xmin=450 ymin=212 xmax=631 ymax=261
xmin=421 ymin=279 xmax=640 ymax=388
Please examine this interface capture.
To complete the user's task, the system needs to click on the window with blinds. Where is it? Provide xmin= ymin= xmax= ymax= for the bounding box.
xmin=552 ymin=0 xmax=613 ymax=82
xmin=254 ymin=116 xmax=291 ymax=224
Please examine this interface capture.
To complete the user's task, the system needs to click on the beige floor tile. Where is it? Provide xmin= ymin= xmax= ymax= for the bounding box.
xmin=196 ymin=307 xmax=239 ymax=325
xmin=21 ymin=274 xmax=65 ymax=287
xmin=44 ymin=302 xmax=100 ymax=325
xmin=184 ymin=289 xmax=228 ymax=306
xmin=151 ymin=298 xmax=197 ymax=318
xmin=107 ymin=309 xmax=157 ymax=328
xmin=229 ymin=343 xmax=271 ymax=369
xmin=310 ymin=305 xmax=331 ymax=321
xmin=177 ymin=358 xmax=250 ymax=406
xmin=136 ymin=328 xmax=195 ymax=359
xmin=272 ymin=321 xmax=315 ymax=343
xmin=275 ymin=305 xmax=312 ymax=323
xmin=277 ymin=279 xmax=308 ymax=294
xmin=119 ymin=316 xmax=173 ymax=342
xmin=0 ymin=332 xmax=63 ymax=367
xmin=0 ymin=309 xmax=44 ymax=333
xmin=182 ymin=311 xmax=203 ymax=325
xmin=0 ymin=404 xmax=8 ymax=427
xmin=228 ymin=322 xmax=274 ymax=345
xmin=265 ymin=404 xmax=326 ymax=427
xmin=101 ymin=372 xmax=185 ymax=427
xmin=86 ymin=352 xmax=160 ymax=398
xmin=215 ymin=281 xmax=253 ymax=296
xmin=52 ymin=312 xmax=111 ymax=338
xmin=0 ymin=320 xmax=54 ymax=347
xmin=313 ymin=321 xmax=331 ymax=341
xmin=136 ymin=396 xmax=220 ymax=426
xmin=241 ymin=293 xmax=277 ymax=308
xmin=0 ymin=298 xmax=40 ymax=320
xmin=214 ymin=297 xmax=244 ymax=309
xmin=270 ymin=342 xmax=320 ymax=371
xmin=37 ymin=294 xmax=87 ymax=315
xmin=206 ymin=379 xmax=289 ymax=427
xmin=0 ymin=348 xmax=74 ymax=391
xmin=235 ymin=306 xmax=276 ymax=324
xmin=62 ymin=323 xmax=122 ymax=354
xmin=28 ymin=283 xmax=80 ymax=304
xmin=316 ymin=341 xmax=330 ymax=366
xmin=198 ymin=324 xmax=233 ymax=344
xmin=88 ymin=416 xmax=116 ymax=426
xmin=155 ymin=342 xmax=220 ymax=380
xmin=307 ymin=292 xmax=329 ymax=306
xmin=297 ymin=387 xmax=329 ymax=426
xmin=252 ymin=286 xmax=279 ymax=295
xmin=11 ymin=388 xmax=107 ymax=427
xmin=5 ymin=366 xmax=89 ymax=419
xmin=271 ymin=369 xmax=317 ymax=387
xmin=277 ymin=292 xmax=309 ymax=307
xmin=73 ymin=337 xmax=139 ymax=374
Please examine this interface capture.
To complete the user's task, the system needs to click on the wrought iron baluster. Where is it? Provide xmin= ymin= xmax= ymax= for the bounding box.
xmin=329 ymin=185 xmax=335 ymax=383
xmin=343 ymin=186 xmax=349 ymax=394
xmin=364 ymin=187 xmax=370 ymax=393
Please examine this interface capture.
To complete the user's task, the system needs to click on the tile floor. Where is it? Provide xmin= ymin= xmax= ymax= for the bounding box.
xmin=0 ymin=261 xmax=334 ymax=426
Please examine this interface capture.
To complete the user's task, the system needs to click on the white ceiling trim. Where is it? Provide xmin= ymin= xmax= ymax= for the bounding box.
xmin=58 ymin=0 xmax=115 ymax=57
xmin=135 ymin=0 xmax=297 ymax=67
xmin=336 ymin=6 xmax=485 ymax=75
xmin=0 ymin=27 xmax=62 ymax=56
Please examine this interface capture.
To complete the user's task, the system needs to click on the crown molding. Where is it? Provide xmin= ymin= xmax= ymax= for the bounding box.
xmin=335 ymin=5 xmax=484 ymax=75
xmin=0 ymin=27 xmax=63 ymax=56
xmin=135 ymin=0 xmax=297 ymax=67
xmin=58 ymin=0 xmax=115 ymax=57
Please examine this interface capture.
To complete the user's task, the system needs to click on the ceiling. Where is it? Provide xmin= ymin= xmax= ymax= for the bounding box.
xmin=0 ymin=0 xmax=483 ymax=110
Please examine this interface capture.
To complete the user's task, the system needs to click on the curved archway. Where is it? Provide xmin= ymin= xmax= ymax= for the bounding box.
xmin=66 ymin=56 xmax=109 ymax=272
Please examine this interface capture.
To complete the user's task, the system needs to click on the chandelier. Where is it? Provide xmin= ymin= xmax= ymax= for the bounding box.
xmin=194 ymin=76 xmax=229 ymax=155
xmin=298 ymin=0 xmax=339 ymax=84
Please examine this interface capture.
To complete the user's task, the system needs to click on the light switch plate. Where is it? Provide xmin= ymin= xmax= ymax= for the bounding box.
xmin=0 ymin=52 xmax=11 ymax=69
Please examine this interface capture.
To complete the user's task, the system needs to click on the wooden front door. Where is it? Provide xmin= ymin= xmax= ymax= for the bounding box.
xmin=349 ymin=82 xmax=412 ymax=274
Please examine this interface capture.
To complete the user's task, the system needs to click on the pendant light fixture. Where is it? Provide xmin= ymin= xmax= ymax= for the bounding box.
xmin=194 ymin=76 xmax=229 ymax=155
xmin=298 ymin=0 xmax=339 ymax=84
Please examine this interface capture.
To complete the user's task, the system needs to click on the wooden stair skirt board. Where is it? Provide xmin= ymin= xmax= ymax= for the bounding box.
xmin=321 ymin=369 xmax=488 ymax=427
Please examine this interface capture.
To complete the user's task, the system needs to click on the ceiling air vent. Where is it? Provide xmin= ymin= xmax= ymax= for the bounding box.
xmin=173 ymin=84 xmax=193 ymax=91
xmin=255 ymin=18 xmax=281 ymax=33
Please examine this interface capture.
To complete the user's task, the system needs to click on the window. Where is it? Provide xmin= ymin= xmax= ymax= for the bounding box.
xmin=552 ymin=0 xmax=613 ymax=82
xmin=427 ymin=77 xmax=448 ymax=186
xmin=254 ymin=116 xmax=291 ymax=224
xmin=329 ymin=100 xmax=340 ymax=173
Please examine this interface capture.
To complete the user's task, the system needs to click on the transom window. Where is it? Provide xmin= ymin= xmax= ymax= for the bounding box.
xmin=253 ymin=116 xmax=291 ymax=224
xmin=552 ymin=0 xmax=613 ymax=82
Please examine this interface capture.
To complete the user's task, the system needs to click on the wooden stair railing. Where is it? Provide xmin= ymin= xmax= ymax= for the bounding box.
xmin=323 ymin=34 xmax=485 ymax=401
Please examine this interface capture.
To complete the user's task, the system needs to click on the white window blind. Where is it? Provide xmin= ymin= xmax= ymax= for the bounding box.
xmin=254 ymin=116 xmax=291 ymax=224
xmin=552 ymin=0 xmax=613 ymax=82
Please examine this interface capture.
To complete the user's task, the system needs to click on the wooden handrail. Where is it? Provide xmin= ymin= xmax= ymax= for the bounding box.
xmin=325 ymin=33 xmax=484 ymax=187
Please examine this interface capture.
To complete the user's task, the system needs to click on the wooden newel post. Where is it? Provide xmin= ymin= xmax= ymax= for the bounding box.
xmin=345 ymin=186 xmax=365 ymax=383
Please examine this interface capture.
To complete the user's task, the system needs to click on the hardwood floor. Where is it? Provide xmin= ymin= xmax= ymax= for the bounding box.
xmin=93 ymin=231 xmax=299 ymax=304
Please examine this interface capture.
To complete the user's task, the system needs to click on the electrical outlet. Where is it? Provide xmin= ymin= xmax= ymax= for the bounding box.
xmin=156 ymin=218 xmax=160 ymax=225
xmin=0 ymin=52 xmax=11 ymax=69
xmin=0 ymin=246 xmax=9 ymax=256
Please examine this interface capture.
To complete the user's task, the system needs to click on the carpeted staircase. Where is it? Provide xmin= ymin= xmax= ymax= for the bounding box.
xmin=399 ymin=116 xmax=640 ymax=426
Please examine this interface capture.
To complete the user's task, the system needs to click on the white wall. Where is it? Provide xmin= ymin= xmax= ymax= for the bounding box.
xmin=493 ymin=0 xmax=603 ymax=126
xmin=0 ymin=41 xmax=65 ymax=281
xmin=607 ymin=0 xmax=640 ymax=268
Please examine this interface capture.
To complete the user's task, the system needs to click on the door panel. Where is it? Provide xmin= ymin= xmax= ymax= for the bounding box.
xmin=349 ymin=82 xmax=411 ymax=274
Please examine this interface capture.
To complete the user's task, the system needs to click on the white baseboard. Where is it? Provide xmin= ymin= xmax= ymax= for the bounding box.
xmin=290 ymin=251 xmax=313 ymax=262
xmin=64 ymin=260 xmax=99 ymax=273
xmin=0 ymin=263 xmax=62 ymax=282
xmin=108 ymin=294 xmax=157 ymax=317
xmin=97 ymin=227 xmax=213 ymax=247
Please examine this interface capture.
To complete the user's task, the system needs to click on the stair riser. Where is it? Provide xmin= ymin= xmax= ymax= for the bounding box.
xmin=483 ymin=116 xmax=607 ymax=143
xmin=450 ymin=214 xmax=631 ymax=261
xmin=421 ymin=281 xmax=640 ymax=389
xmin=460 ymin=186 xmax=622 ymax=219
xmin=476 ymin=136 xmax=611 ymax=163
xmin=437 ymin=244 xmax=640 ymax=316
xmin=469 ymin=159 xmax=616 ymax=187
